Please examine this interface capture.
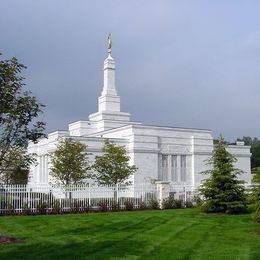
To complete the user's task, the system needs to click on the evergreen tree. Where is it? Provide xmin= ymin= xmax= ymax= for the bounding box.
xmin=200 ymin=138 xmax=247 ymax=214
xmin=50 ymin=138 xmax=91 ymax=185
xmin=93 ymin=139 xmax=137 ymax=186
xmin=251 ymin=167 xmax=260 ymax=222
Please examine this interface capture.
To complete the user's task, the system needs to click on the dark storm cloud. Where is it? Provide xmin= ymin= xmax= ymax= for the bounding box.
xmin=1 ymin=0 xmax=260 ymax=140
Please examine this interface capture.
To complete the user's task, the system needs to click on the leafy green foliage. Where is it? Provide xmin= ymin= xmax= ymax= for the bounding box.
xmin=161 ymin=197 xmax=184 ymax=209
xmin=237 ymin=136 xmax=260 ymax=168
xmin=250 ymin=167 xmax=260 ymax=222
xmin=253 ymin=203 xmax=260 ymax=223
xmin=251 ymin=167 xmax=260 ymax=204
xmin=200 ymin=138 xmax=247 ymax=214
xmin=124 ymin=200 xmax=134 ymax=211
xmin=92 ymin=139 xmax=137 ymax=185
xmin=0 ymin=55 xmax=45 ymax=178
xmin=147 ymin=198 xmax=160 ymax=209
xmin=50 ymin=138 xmax=91 ymax=185
xmin=0 ymin=147 xmax=35 ymax=184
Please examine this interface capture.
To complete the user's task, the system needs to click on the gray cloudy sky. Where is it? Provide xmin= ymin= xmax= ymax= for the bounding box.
xmin=1 ymin=0 xmax=260 ymax=141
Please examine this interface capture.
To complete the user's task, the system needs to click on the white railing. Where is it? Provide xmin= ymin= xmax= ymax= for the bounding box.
xmin=0 ymin=183 xmax=157 ymax=214
xmin=169 ymin=184 xmax=200 ymax=202
xmin=1 ymin=183 xmax=254 ymax=214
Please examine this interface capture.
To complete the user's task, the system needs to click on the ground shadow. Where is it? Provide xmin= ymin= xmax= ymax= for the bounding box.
xmin=0 ymin=238 xmax=146 ymax=260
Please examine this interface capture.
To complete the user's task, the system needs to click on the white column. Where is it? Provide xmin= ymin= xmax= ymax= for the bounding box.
xmin=45 ymin=155 xmax=48 ymax=184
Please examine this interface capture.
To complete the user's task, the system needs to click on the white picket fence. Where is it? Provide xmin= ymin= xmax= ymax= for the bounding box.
xmin=0 ymin=183 xmax=158 ymax=214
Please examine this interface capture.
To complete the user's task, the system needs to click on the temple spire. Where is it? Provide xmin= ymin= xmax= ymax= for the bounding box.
xmin=98 ymin=34 xmax=120 ymax=112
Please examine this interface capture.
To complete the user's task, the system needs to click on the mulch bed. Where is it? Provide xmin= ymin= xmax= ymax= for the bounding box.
xmin=0 ymin=236 xmax=24 ymax=244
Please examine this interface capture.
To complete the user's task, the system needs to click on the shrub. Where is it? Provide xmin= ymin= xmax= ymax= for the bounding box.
xmin=124 ymin=200 xmax=134 ymax=211
xmin=185 ymin=200 xmax=194 ymax=208
xmin=97 ymin=200 xmax=109 ymax=212
xmin=162 ymin=197 xmax=175 ymax=209
xmin=148 ymin=199 xmax=159 ymax=210
xmin=72 ymin=200 xmax=80 ymax=213
xmin=193 ymin=195 xmax=203 ymax=207
xmin=139 ymin=202 xmax=147 ymax=210
xmin=36 ymin=200 xmax=48 ymax=215
xmin=174 ymin=199 xmax=184 ymax=209
xmin=51 ymin=200 xmax=61 ymax=214
xmin=111 ymin=200 xmax=120 ymax=211
xmin=252 ymin=202 xmax=260 ymax=223
xmin=22 ymin=203 xmax=31 ymax=215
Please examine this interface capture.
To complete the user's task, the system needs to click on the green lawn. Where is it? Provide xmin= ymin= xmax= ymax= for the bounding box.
xmin=0 ymin=209 xmax=260 ymax=259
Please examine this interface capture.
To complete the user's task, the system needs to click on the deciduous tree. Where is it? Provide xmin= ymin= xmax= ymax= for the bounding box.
xmin=0 ymin=54 xmax=45 ymax=181
xmin=0 ymin=147 xmax=35 ymax=184
xmin=50 ymin=138 xmax=90 ymax=185
xmin=92 ymin=139 xmax=137 ymax=186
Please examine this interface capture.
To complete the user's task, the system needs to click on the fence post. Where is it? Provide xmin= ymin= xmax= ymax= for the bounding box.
xmin=184 ymin=185 xmax=187 ymax=204
xmin=155 ymin=181 xmax=170 ymax=209
xmin=116 ymin=184 xmax=118 ymax=204
xmin=141 ymin=183 xmax=144 ymax=202
xmin=88 ymin=183 xmax=90 ymax=209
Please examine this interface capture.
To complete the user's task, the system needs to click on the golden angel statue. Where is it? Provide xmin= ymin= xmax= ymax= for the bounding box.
xmin=108 ymin=33 xmax=112 ymax=54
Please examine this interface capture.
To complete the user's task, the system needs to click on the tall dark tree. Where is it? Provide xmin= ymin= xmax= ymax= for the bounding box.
xmin=0 ymin=54 xmax=45 ymax=181
xmin=237 ymin=136 xmax=260 ymax=169
xmin=251 ymin=167 xmax=260 ymax=222
xmin=200 ymin=138 xmax=247 ymax=214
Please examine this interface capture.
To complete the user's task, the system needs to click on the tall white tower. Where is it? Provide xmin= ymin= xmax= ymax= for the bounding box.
xmin=88 ymin=34 xmax=131 ymax=130
xmin=98 ymin=54 xmax=120 ymax=112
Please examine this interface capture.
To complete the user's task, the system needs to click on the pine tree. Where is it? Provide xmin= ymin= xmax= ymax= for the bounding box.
xmin=251 ymin=167 xmax=260 ymax=222
xmin=200 ymin=138 xmax=247 ymax=214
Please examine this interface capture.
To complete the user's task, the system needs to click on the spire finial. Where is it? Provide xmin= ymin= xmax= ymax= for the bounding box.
xmin=108 ymin=33 xmax=112 ymax=54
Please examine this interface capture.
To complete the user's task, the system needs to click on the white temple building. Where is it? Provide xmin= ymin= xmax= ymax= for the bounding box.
xmin=28 ymin=38 xmax=251 ymax=187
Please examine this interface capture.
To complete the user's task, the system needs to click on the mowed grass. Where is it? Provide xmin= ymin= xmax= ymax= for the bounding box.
xmin=0 ymin=209 xmax=260 ymax=260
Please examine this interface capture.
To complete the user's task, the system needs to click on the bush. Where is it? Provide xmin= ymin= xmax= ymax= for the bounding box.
xmin=193 ymin=195 xmax=203 ymax=207
xmin=22 ymin=203 xmax=31 ymax=215
xmin=72 ymin=200 xmax=80 ymax=213
xmin=162 ymin=197 xmax=175 ymax=209
xmin=185 ymin=200 xmax=194 ymax=208
xmin=97 ymin=200 xmax=109 ymax=212
xmin=36 ymin=200 xmax=48 ymax=215
xmin=139 ymin=202 xmax=147 ymax=210
xmin=174 ymin=199 xmax=184 ymax=209
xmin=147 ymin=199 xmax=159 ymax=210
xmin=124 ymin=200 xmax=134 ymax=211
xmin=252 ymin=202 xmax=260 ymax=223
xmin=161 ymin=197 xmax=184 ymax=209
xmin=111 ymin=201 xmax=120 ymax=211
xmin=51 ymin=200 xmax=61 ymax=214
